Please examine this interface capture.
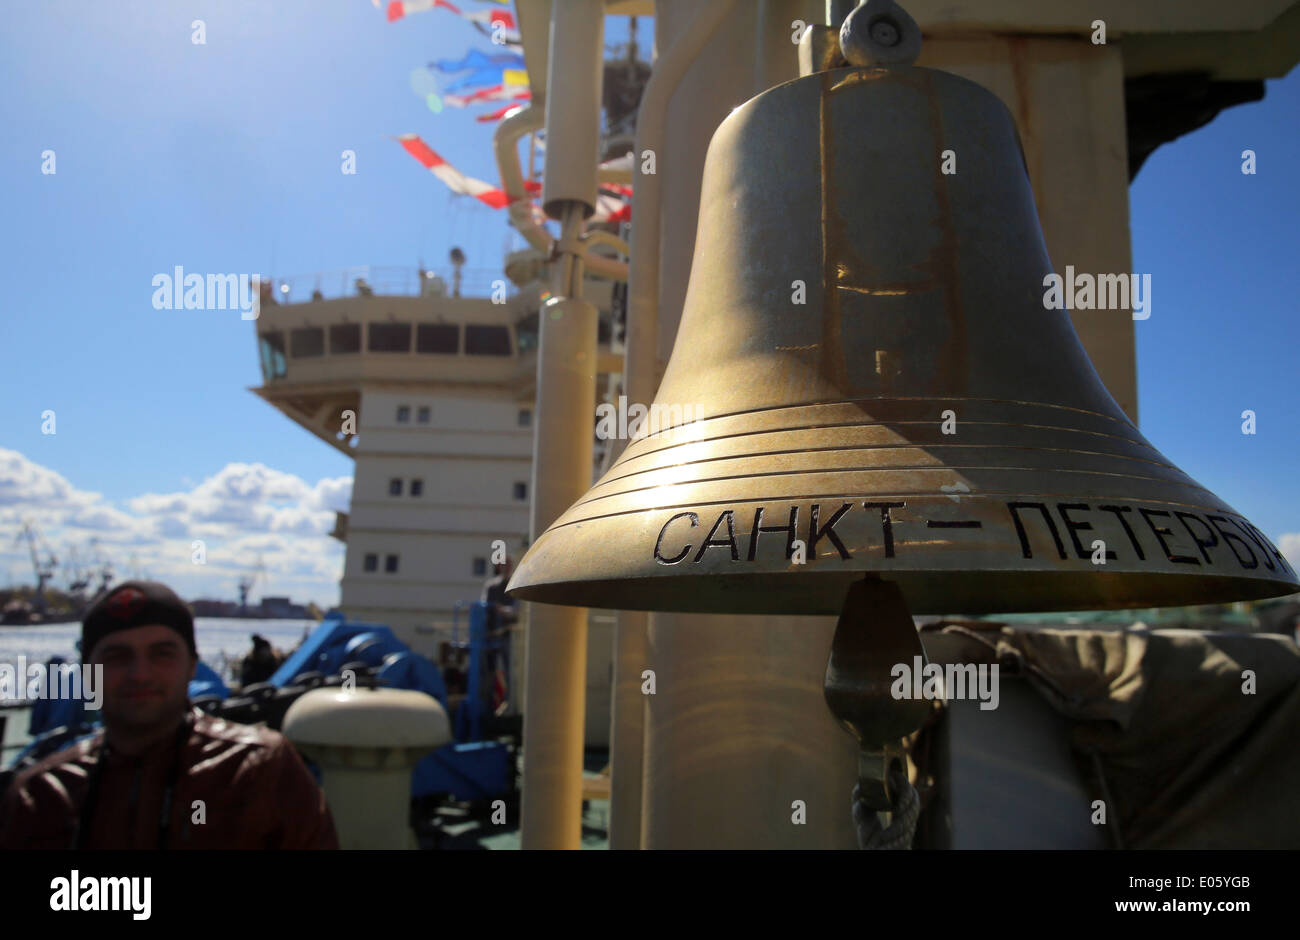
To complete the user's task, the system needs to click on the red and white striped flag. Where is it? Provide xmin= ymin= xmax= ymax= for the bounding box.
xmin=385 ymin=0 xmax=460 ymax=23
xmin=476 ymin=102 xmax=524 ymax=123
xmin=442 ymin=84 xmax=530 ymax=108
xmin=397 ymin=135 xmax=539 ymax=209
xmin=383 ymin=0 xmax=518 ymax=33
xmin=594 ymin=188 xmax=632 ymax=224
xmin=381 ymin=0 xmax=522 ymax=46
xmin=464 ymin=8 xmax=515 ymax=28
xmin=397 ymin=135 xmax=630 ymax=224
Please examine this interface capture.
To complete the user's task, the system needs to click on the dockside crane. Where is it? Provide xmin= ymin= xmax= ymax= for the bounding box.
xmin=238 ymin=555 xmax=267 ymax=616
xmin=63 ymin=543 xmax=91 ymax=595
xmin=15 ymin=521 xmax=57 ymax=615
xmin=84 ymin=537 xmax=115 ymax=601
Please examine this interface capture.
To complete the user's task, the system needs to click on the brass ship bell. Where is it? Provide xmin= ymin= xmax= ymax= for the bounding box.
xmin=508 ymin=8 xmax=1299 ymax=619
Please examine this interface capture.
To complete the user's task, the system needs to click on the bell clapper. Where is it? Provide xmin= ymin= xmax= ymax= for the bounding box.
xmin=823 ymin=578 xmax=932 ymax=847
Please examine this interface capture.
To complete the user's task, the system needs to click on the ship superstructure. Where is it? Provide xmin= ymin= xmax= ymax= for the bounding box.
xmin=251 ymin=261 xmax=621 ymax=644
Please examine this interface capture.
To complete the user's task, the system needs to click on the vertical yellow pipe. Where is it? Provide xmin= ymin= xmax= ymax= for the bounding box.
xmin=520 ymin=228 xmax=598 ymax=848
xmin=520 ymin=0 xmax=606 ymax=848
xmin=609 ymin=0 xmax=740 ymax=853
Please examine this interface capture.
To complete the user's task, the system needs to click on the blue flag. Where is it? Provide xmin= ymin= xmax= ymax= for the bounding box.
xmin=431 ymin=49 xmax=525 ymax=73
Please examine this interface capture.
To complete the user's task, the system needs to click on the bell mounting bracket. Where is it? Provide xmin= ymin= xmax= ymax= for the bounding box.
xmin=800 ymin=0 xmax=922 ymax=77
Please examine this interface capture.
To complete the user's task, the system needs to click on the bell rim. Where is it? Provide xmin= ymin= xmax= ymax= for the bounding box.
xmin=507 ymin=567 xmax=1300 ymax=617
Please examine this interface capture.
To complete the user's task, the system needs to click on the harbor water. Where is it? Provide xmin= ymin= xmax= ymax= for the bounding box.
xmin=0 ymin=617 xmax=318 ymax=679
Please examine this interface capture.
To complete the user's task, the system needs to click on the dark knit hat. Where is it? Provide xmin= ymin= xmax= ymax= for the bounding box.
xmin=83 ymin=581 xmax=197 ymax=659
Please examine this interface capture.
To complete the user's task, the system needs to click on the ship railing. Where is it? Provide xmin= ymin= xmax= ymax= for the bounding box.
xmin=1 ymin=700 xmax=34 ymax=764
xmin=259 ymin=266 xmax=517 ymax=305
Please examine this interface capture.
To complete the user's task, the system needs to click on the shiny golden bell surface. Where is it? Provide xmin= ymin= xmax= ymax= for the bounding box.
xmin=508 ymin=66 xmax=1299 ymax=615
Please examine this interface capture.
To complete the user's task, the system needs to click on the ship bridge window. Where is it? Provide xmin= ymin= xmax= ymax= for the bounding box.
xmin=369 ymin=322 xmax=412 ymax=353
xmin=466 ymin=324 xmax=512 ymax=356
xmin=515 ymin=311 xmax=538 ymax=354
xmin=330 ymin=323 xmax=361 ymax=354
xmin=417 ymin=323 xmax=459 ymax=354
xmin=258 ymin=332 xmax=287 ymax=379
xmin=290 ymin=327 xmax=324 ymax=358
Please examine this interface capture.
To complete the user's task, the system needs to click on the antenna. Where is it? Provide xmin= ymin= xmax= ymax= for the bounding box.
xmin=449 ymin=246 xmax=467 ymax=297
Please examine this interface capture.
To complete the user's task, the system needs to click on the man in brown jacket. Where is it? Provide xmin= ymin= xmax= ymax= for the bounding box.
xmin=0 ymin=581 xmax=338 ymax=850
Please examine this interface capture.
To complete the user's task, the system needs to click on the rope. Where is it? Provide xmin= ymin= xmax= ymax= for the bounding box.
xmin=852 ymin=762 xmax=920 ymax=850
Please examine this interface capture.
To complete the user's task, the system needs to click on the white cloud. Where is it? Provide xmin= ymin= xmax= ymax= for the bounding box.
xmin=155 ymin=516 xmax=190 ymax=538
xmin=65 ymin=504 xmax=144 ymax=533
xmin=0 ymin=449 xmax=350 ymax=607
xmin=0 ymin=450 xmax=99 ymax=514
xmin=313 ymin=476 xmax=353 ymax=514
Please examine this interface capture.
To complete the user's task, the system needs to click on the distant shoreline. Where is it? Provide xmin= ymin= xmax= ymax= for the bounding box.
xmin=0 ymin=618 xmax=319 ymax=672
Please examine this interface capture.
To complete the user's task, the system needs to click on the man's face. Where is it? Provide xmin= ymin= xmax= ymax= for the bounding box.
xmin=90 ymin=624 xmax=195 ymax=732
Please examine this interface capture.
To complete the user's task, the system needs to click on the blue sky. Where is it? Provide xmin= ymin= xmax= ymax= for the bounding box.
xmin=1128 ymin=72 xmax=1300 ymax=548
xmin=0 ymin=1 xmax=1296 ymax=605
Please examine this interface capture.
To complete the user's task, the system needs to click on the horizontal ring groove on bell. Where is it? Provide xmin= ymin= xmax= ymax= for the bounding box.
xmin=678 ymin=393 xmax=1141 ymax=426
xmin=592 ymin=441 xmax=1188 ymax=497
xmin=615 ymin=419 xmax=1159 ymax=468
xmin=579 ymin=455 xmax=1206 ymax=507
xmin=612 ymin=400 xmax=1151 ymax=465
xmin=617 ymin=394 xmax=1142 ymax=440
xmin=575 ymin=459 xmax=1213 ymax=514
xmin=544 ymin=489 xmax=1237 ymax=532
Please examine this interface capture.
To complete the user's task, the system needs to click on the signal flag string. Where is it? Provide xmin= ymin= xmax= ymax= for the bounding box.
xmin=395 ymin=135 xmax=632 ymax=223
